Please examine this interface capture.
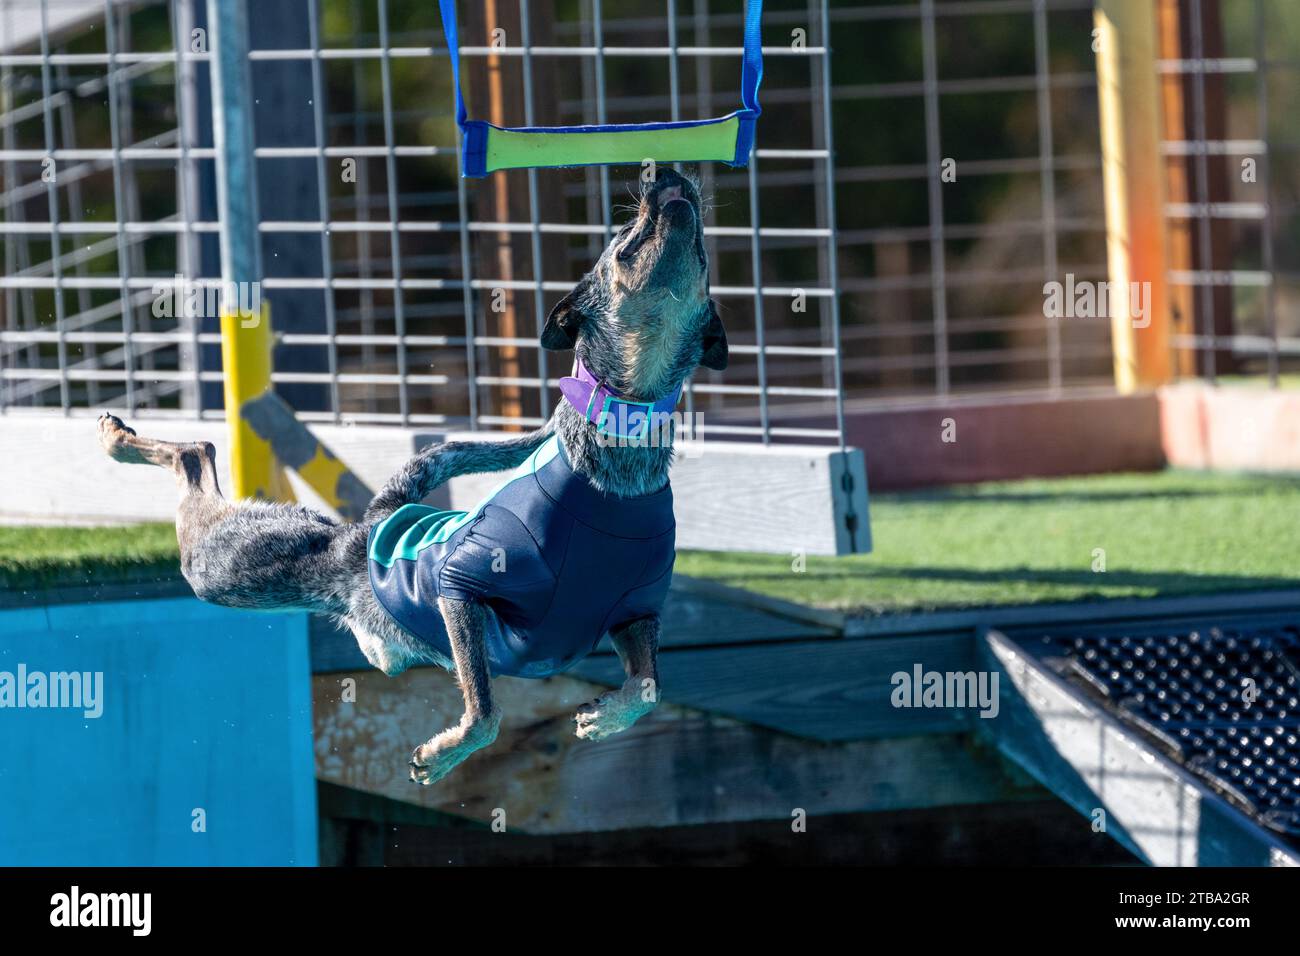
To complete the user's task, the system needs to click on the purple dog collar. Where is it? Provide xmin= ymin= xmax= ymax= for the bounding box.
xmin=559 ymin=356 xmax=682 ymax=439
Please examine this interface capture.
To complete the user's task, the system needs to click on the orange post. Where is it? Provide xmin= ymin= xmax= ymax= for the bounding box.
xmin=1095 ymin=0 xmax=1173 ymax=391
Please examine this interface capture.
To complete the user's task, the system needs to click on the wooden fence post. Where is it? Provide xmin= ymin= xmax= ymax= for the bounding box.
xmin=1095 ymin=0 xmax=1173 ymax=391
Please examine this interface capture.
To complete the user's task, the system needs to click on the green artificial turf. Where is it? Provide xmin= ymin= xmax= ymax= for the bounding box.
xmin=674 ymin=469 xmax=1300 ymax=614
xmin=0 ymin=522 xmax=179 ymax=590
xmin=2 ymin=470 xmax=1299 ymax=613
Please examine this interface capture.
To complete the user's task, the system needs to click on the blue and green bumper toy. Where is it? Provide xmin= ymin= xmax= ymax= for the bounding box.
xmin=437 ymin=0 xmax=764 ymax=177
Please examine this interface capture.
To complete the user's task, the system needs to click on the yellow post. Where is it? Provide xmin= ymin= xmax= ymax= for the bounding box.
xmin=1095 ymin=0 xmax=1173 ymax=392
xmin=219 ymin=302 xmax=295 ymax=501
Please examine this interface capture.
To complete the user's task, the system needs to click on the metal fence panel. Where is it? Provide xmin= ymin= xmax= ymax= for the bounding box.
xmin=2 ymin=0 xmax=1291 ymax=442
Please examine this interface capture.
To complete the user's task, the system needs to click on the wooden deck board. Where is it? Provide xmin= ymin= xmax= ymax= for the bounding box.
xmin=312 ymin=666 xmax=1040 ymax=835
xmin=571 ymin=631 xmax=975 ymax=740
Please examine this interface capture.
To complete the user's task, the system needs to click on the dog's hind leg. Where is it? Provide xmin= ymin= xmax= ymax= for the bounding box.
xmin=97 ymin=411 xmax=232 ymax=538
xmin=363 ymin=428 xmax=552 ymax=523
xmin=97 ymin=411 xmax=219 ymax=480
xmin=98 ymin=412 xmax=357 ymax=615
xmin=98 ymin=411 xmax=242 ymax=584
xmin=408 ymin=596 xmax=501 ymax=785
xmin=574 ymin=615 xmax=661 ymax=741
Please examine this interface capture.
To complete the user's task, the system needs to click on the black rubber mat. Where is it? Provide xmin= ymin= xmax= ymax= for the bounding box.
xmin=1015 ymin=619 xmax=1300 ymax=843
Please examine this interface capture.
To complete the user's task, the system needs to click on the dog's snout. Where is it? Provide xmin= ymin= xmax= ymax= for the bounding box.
xmin=661 ymin=197 xmax=695 ymax=228
xmin=644 ymin=169 xmax=698 ymax=223
xmin=617 ymin=168 xmax=706 ymax=275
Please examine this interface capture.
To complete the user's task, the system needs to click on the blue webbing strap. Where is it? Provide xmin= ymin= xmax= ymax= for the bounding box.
xmin=732 ymin=0 xmax=764 ymax=168
xmin=439 ymin=0 xmax=467 ymax=130
xmin=437 ymin=0 xmax=491 ymax=174
xmin=437 ymin=0 xmax=764 ymax=176
xmin=739 ymin=0 xmax=763 ymax=115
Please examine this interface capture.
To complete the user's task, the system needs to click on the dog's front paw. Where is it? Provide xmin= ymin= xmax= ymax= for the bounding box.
xmin=409 ymin=743 xmax=460 ymax=787
xmin=573 ymin=686 xmax=655 ymax=741
xmin=408 ymin=714 xmax=500 ymax=786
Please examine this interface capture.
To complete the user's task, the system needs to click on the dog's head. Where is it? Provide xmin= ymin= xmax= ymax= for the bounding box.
xmin=541 ymin=167 xmax=727 ymax=402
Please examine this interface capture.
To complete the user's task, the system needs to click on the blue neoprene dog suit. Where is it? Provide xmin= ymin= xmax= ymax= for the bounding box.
xmin=368 ymin=434 xmax=676 ymax=678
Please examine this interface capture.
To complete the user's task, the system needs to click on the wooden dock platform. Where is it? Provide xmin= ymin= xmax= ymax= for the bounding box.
xmin=13 ymin=568 xmax=1293 ymax=864
xmin=311 ymin=580 xmax=1300 ymax=865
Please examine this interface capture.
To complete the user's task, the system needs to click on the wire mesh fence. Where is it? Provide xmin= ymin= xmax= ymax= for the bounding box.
xmin=0 ymin=0 xmax=1295 ymax=447
xmin=1160 ymin=0 xmax=1291 ymax=385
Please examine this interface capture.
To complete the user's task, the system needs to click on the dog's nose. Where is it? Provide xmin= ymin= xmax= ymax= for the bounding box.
xmin=649 ymin=167 xmax=687 ymax=198
xmin=650 ymin=168 xmax=690 ymax=209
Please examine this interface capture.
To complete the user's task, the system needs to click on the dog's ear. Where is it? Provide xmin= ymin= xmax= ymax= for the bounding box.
xmin=699 ymin=300 xmax=728 ymax=371
xmin=542 ymin=279 xmax=591 ymax=351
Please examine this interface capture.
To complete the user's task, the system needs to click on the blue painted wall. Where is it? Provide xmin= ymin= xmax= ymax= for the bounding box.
xmin=0 ymin=598 xmax=317 ymax=865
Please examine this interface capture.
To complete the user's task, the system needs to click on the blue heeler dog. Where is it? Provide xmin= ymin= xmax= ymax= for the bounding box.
xmin=97 ymin=169 xmax=726 ymax=785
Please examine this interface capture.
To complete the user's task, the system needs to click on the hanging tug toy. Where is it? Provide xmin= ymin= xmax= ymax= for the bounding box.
xmin=437 ymin=0 xmax=764 ymax=178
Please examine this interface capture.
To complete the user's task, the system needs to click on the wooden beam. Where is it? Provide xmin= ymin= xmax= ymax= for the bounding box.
xmin=320 ymin=790 xmax=1139 ymax=866
xmin=1095 ymin=0 xmax=1173 ymax=392
xmin=478 ymin=0 xmax=523 ymax=426
xmin=464 ymin=0 xmax=568 ymax=430
xmin=1184 ymin=0 xmax=1237 ymax=377
xmin=1157 ymin=0 xmax=1197 ymax=378
xmin=438 ymin=432 xmax=872 ymax=556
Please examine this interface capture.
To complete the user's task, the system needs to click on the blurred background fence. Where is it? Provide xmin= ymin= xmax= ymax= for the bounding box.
xmin=1 ymin=0 xmax=1296 ymax=446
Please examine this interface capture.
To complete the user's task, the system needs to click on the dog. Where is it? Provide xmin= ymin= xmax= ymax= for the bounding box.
xmin=97 ymin=168 xmax=726 ymax=785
